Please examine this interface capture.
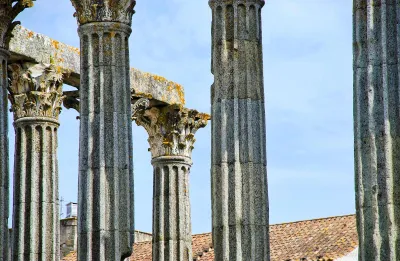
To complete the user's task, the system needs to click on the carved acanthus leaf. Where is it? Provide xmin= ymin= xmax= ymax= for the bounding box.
xmin=70 ymin=0 xmax=136 ymax=25
xmin=209 ymin=0 xmax=265 ymax=7
xmin=8 ymin=63 xmax=65 ymax=120
xmin=134 ymin=105 xmax=210 ymax=159
xmin=131 ymin=98 xmax=149 ymax=120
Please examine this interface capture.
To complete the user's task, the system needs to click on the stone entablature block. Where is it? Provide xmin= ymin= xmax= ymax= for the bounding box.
xmin=8 ymin=25 xmax=186 ymax=106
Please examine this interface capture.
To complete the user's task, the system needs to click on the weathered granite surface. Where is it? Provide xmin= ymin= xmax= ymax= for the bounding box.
xmin=8 ymin=25 xmax=80 ymax=87
xmin=353 ymin=1 xmax=400 ymax=260
xmin=0 ymin=49 xmax=9 ymax=261
xmin=71 ymin=0 xmax=136 ymax=257
xmin=134 ymin=105 xmax=209 ymax=261
xmin=134 ymin=231 xmax=152 ymax=243
xmin=60 ymin=217 xmax=78 ymax=259
xmin=130 ymin=69 xmax=185 ymax=106
xmin=9 ymin=62 xmax=62 ymax=261
xmin=209 ymin=0 xmax=270 ymax=260
xmin=8 ymin=25 xmax=185 ymax=106
xmin=70 ymin=0 xmax=136 ymax=26
xmin=0 ymin=1 xmax=35 ymax=260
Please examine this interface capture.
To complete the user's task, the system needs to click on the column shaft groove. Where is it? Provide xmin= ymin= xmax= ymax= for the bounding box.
xmin=0 ymin=49 xmax=9 ymax=261
xmin=12 ymin=121 xmax=60 ymax=261
xmin=77 ymin=22 xmax=134 ymax=261
xmin=0 ymin=2 xmax=40 ymax=260
xmin=133 ymin=104 xmax=209 ymax=261
xmin=8 ymin=62 xmax=65 ymax=261
xmin=210 ymin=1 xmax=269 ymax=260
xmin=152 ymin=158 xmax=192 ymax=261
xmin=354 ymin=1 xmax=400 ymax=260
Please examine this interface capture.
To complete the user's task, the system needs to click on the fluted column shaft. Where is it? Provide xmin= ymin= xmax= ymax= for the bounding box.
xmin=77 ymin=22 xmax=134 ymax=261
xmin=152 ymin=156 xmax=192 ymax=261
xmin=354 ymin=1 xmax=400 ymax=260
xmin=209 ymin=1 xmax=269 ymax=260
xmin=12 ymin=118 xmax=60 ymax=261
xmin=8 ymin=62 xmax=64 ymax=261
xmin=0 ymin=2 xmax=35 ymax=259
xmin=0 ymin=49 xmax=9 ymax=261
xmin=134 ymin=104 xmax=209 ymax=261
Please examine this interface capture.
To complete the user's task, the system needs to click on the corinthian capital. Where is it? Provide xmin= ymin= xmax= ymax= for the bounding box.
xmin=209 ymin=0 xmax=265 ymax=7
xmin=0 ymin=0 xmax=35 ymax=47
xmin=134 ymin=105 xmax=210 ymax=159
xmin=70 ymin=0 xmax=136 ymax=26
xmin=8 ymin=63 xmax=65 ymax=121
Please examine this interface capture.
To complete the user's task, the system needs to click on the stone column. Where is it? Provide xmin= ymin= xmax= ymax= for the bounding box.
xmin=0 ymin=48 xmax=8 ymax=261
xmin=8 ymin=63 xmax=64 ymax=261
xmin=69 ymin=1 xmax=136 ymax=260
xmin=354 ymin=1 xmax=400 ymax=260
xmin=134 ymin=105 xmax=209 ymax=261
xmin=0 ymin=2 xmax=34 ymax=260
xmin=209 ymin=1 xmax=270 ymax=260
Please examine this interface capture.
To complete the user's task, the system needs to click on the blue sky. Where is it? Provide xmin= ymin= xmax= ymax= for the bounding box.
xmin=8 ymin=0 xmax=354 ymax=234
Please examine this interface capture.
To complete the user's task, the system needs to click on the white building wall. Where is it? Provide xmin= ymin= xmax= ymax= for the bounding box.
xmin=335 ymin=247 xmax=358 ymax=261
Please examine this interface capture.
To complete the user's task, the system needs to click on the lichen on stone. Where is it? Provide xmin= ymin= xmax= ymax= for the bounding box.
xmin=8 ymin=62 xmax=65 ymax=120
xmin=0 ymin=0 xmax=35 ymax=47
xmin=70 ymin=0 xmax=136 ymax=26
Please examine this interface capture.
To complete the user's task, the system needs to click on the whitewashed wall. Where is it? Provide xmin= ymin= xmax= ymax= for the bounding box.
xmin=336 ymin=247 xmax=358 ymax=261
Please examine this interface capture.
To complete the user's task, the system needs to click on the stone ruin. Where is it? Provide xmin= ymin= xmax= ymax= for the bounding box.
xmin=0 ymin=0 xmax=393 ymax=261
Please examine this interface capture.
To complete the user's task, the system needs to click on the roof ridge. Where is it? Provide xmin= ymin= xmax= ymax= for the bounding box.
xmin=270 ymin=213 xmax=356 ymax=227
xmin=135 ymin=230 xmax=152 ymax=235
xmin=130 ymin=214 xmax=356 ymax=239
xmin=134 ymin=241 xmax=152 ymax=245
xmin=192 ymin=232 xmax=212 ymax=237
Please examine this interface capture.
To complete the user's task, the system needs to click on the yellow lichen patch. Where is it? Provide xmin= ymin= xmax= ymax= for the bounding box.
xmin=51 ymin=40 xmax=60 ymax=50
xmin=111 ymin=22 xmax=122 ymax=30
xmin=153 ymin=75 xmax=168 ymax=83
xmin=165 ymin=82 xmax=185 ymax=105
xmin=131 ymin=69 xmax=186 ymax=105
xmin=68 ymin=47 xmax=80 ymax=55
xmin=56 ymin=66 xmax=63 ymax=74
xmin=22 ymin=0 xmax=34 ymax=8
xmin=198 ymin=112 xmax=211 ymax=121
xmin=174 ymin=83 xmax=185 ymax=105
xmin=27 ymin=31 xmax=34 ymax=38
xmin=132 ymin=92 xmax=153 ymax=99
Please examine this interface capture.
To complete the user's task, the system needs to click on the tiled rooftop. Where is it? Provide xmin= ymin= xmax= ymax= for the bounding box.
xmin=62 ymin=214 xmax=358 ymax=261
xmin=269 ymin=214 xmax=357 ymax=260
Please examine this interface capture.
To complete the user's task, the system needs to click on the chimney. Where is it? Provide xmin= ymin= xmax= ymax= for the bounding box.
xmin=60 ymin=202 xmax=78 ymax=258
xmin=66 ymin=202 xmax=77 ymax=218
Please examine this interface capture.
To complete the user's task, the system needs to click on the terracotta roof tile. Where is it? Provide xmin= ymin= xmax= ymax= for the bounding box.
xmin=130 ymin=241 xmax=152 ymax=261
xmin=192 ymin=233 xmax=213 ymax=259
xmin=61 ymin=214 xmax=358 ymax=261
xmin=269 ymin=214 xmax=357 ymax=260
